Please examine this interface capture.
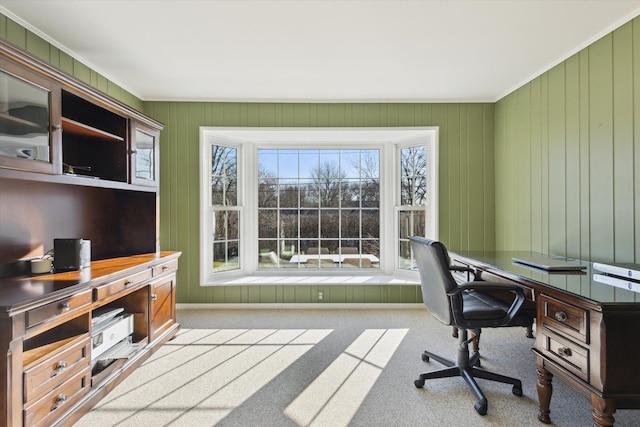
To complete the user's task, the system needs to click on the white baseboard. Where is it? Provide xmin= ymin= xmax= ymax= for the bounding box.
xmin=177 ymin=303 xmax=423 ymax=310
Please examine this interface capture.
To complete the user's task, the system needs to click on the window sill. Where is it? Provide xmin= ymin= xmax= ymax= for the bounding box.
xmin=202 ymin=274 xmax=419 ymax=286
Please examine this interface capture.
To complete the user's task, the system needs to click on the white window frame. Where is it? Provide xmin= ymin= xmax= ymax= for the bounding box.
xmin=199 ymin=127 xmax=438 ymax=285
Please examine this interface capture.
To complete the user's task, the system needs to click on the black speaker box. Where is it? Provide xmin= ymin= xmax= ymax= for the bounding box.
xmin=54 ymin=238 xmax=83 ymax=272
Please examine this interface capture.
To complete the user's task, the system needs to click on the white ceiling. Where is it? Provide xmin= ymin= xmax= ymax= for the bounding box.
xmin=2 ymin=0 xmax=639 ymax=103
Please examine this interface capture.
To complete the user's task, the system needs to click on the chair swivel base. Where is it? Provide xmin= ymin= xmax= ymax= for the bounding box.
xmin=414 ymin=331 xmax=523 ymax=415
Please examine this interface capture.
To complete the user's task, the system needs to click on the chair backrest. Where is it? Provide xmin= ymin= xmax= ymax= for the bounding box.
xmin=409 ymin=236 xmax=459 ymax=325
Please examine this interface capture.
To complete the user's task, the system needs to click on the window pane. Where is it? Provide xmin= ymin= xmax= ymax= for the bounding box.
xmin=300 ymin=209 xmax=319 ymax=238
xmin=281 ymin=209 xmax=299 ymax=239
xmin=400 ymin=145 xmax=427 ymax=206
xmin=341 ymin=150 xmax=360 ymax=179
xmin=258 ymin=210 xmax=277 ymax=238
xmin=279 ymin=150 xmax=299 ymax=178
xmin=341 ymin=180 xmax=360 ymax=207
xmin=362 ymin=209 xmax=380 ymax=238
xmin=228 ymin=211 xmax=239 ymax=240
xmin=279 ymin=181 xmax=299 ymax=208
xmin=299 ymin=150 xmax=318 ymax=178
xmin=256 ymin=148 xmax=381 ymax=270
xmin=320 ymin=209 xmax=339 ymax=238
xmin=341 ymin=210 xmax=360 ymax=238
xmin=213 ymin=211 xmax=226 ymax=240
xmin=300 ymin=180 xmax=318 ymax=207
xmin=259 ymin=181 xmax=277 ymax=208
xmin=362 ymin=179 xmax=379 ymax=207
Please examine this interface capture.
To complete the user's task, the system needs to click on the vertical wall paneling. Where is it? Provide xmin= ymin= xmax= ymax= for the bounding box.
xmin=589 ymin=35 xmax=615 ymax=262
xmin=612 ymin=22 xmax=635 ymax=262
xmin=634 ymin=20 xmax=640 ymax=261
xmin=548 ymin=64 xmax=567 ymax=255
xmin=579 ymin=50 xmax=592 ymax=260
xmin=529 ymin=79 xmax=542 ymax=252
xmin=495 ymin=17 xmax=639 ymax=263
xmin=565 ymin=54 xmax=582 ymax=257
xmin=516 ymin=85 xmax=532 ymax=250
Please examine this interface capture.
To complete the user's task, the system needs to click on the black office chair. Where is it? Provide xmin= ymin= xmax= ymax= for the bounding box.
xmin=409 ymin=236 xmax=533 ymax=415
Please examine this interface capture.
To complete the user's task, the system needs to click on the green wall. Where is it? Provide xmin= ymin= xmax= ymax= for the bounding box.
xmin=494 ymin=17 xmax=640 ymax=264
xmin=145 ymin=102 xmax=496 ymax=303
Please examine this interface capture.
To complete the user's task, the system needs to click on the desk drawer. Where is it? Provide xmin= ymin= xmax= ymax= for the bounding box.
xmin=152 ymin=258 xmax=178 ymax=277
xmin=540 ymin=294 xmax=589 ymax=344
xmin=94 ymin=269 xmax=152 ymax=302
xmin=540 ymin=329 xmax=589 ymax=382
xmin=23 ymin=334 xmax=90 ymax=404
xmin=26 ymin=290 xmax=92 ymax=329
xmin=23 ymin=367 xmax=90 ymax=427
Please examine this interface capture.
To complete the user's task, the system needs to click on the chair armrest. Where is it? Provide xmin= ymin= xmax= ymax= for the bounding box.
xmin=447 ymin=282 xmax=527 ymax=327
xmin=448 ymin=265 xmax=477 ymax=281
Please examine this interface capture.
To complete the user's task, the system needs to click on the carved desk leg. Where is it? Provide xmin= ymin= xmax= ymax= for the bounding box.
xmin=591 ymin=394 xmax=615 ymax=427
xmin=536 ymin=358 xmax=553 ymax=424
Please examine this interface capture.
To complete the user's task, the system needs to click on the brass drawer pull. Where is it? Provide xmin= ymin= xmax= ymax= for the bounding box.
xmin=557 ymin=347 xmax=572 ymax=357
xmin=554 ymin=311 xmax=568 ymax=322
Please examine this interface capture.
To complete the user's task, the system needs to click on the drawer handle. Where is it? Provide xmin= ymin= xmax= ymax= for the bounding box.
xmin=124 ymin=280 xmax=133 ymax=287
xmin=60 ymin=302 xmax=71 ymax=312
xmin=51 ymin=361 xmax=67 ymax=377
xmin=554 ymin=311 xmax=568 ymax=322
xmin=162 ymin=265 xmax=168 ymax=271
xmin=557 ymin=347 xmax=573 ymax=358
xmin=51 ymin=394 xmax=67 ymax=411
xmin=151 ymin=293 xmax=158 ymax=301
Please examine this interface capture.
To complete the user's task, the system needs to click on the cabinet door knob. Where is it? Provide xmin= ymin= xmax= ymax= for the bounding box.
xmin=52 ymin=124 xmax=62 ymax=131
xmin=554 ymin=311 xmax=568 ymax=322
xmin=151 ymin=294 xmax=158 ymax=301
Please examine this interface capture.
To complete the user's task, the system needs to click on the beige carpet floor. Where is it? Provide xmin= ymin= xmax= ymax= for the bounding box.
xmin=75 ymin=308 xmax=638 ymax=426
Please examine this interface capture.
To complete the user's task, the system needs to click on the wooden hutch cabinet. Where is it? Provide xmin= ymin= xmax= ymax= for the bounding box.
xmin=0 ymin=39 xmax=179 ymax=426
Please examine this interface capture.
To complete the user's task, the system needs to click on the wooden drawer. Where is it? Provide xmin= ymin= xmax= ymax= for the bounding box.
xmin=540 ymin=329 xmax=589 ymax=382
xmin=23 ymin=334 xmax=90 ymax=404
xmin=540 ymin=294 xmax=589 ymax=343
xmin=23 ymin=368 xmax=90 ymax=427
xmin=152 ymin=258 xmax=178 ymax=276
xmin=94 ymin=269 xmax=152 ymax=302
xmin=26 ymin=290 xmax=92 ymax=329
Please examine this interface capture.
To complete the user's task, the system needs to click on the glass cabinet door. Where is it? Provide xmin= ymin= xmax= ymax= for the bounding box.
xmin=0 ymin=63 xmax=59 ymax=174
xmin=131 ymin=122 xmax=158 ymax=186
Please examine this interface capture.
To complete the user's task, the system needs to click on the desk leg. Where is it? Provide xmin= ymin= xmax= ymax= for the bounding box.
xmin=536 ymin=359 xmax=553 ymax=424
xmin=591 ymin=394 xmax=615 ymax=427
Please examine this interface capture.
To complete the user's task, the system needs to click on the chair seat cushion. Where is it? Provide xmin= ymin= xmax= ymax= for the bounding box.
xmin=462 ymin=290 xmax=531 ymax=327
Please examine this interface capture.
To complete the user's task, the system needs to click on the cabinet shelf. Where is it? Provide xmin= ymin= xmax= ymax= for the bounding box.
xmin=62 ymin=117 xmax=124 ymax=142
xmin=0 ymin=111 xmax=45 ymax=132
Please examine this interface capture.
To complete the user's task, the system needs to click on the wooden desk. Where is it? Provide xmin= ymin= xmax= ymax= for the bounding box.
xmin=449 ymin=250 xmax=640 ymax=427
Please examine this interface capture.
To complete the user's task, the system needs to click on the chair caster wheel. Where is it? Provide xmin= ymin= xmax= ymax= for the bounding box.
xmin=512 ymin=384 xmax=523 ymax=397
xmin=414 ymin=379 xmax=425 ymax=388
xmin=421 ymin=353 xmax=429 ymax=362
xmin=474 ymin=401 xmax=487 ymax=416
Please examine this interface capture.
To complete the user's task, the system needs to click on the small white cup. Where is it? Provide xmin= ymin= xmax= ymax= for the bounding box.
xmin=31 ymin=258 xmax=53 ymax=274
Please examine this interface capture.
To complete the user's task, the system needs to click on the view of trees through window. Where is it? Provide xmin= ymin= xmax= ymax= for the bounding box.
xmin=257 ymin=149 xmax=380 ymax=269
xmin=210 ymin=145 xmax=239 ymax=272
xmin=398 ymin=145 xmax=428 ymax=270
